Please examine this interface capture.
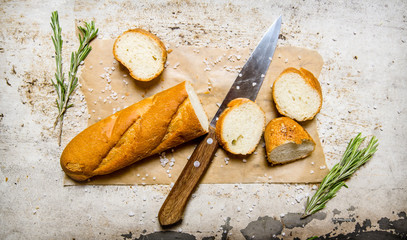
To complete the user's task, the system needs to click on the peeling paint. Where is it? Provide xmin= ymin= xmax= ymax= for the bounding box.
xmin=133 ymin=231 xmax=196 ymax=240
xmin=378 ymin=211 xmax=407 ymax=236
xmin=320 ymin=211 xmax=407 ymax=239
xmin=321 ymin=231 xmax=403 ymax=240
xmin=281 ymin=212 xmax=327 ymax=229
xmin=220 ymin=217 xmax=233 ymax=240
xmin=332 ymin=209 xmax=341 ymax=216
xmin=240 ymin=216 xmax=283 ymax=239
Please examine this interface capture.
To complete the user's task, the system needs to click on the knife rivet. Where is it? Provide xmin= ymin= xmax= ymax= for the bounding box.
xmin=194 ymin=161 xmax=200 ymax=167
xmin=207 ymin=138 xmax=214 ymax=144
xmin=236 ymin=86 xmax=240 ymax=90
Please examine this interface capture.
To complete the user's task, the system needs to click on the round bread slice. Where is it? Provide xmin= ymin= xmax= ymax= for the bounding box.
xmin=272 ymin=67 xmax=322 ymax=121
xmin=215 ymin=98 xmax=265 ymax=155
xmin=113 ymin=29 xmax=167 ymax=82
xmin=264 ymin=117 xmax=315 ymax=165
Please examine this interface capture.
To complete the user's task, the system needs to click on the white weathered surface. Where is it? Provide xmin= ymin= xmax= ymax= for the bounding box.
xmin=0 ymin=1 xmax=406 ymax=239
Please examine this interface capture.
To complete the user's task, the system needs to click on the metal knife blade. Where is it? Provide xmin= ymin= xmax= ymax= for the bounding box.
xmin=210 ymin=15 xmax=282 ymax=127
xmin=158 ymin=16 xmax=282 ymax=226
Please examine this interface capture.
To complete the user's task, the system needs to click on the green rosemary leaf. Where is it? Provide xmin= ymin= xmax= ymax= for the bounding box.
xmin=302 ymin=133 xmax=378 ymax=218
xmin=50 ymin=11 xmax=98 ymax=146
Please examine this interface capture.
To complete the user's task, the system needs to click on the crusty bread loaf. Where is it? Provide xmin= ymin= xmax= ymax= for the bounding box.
xmin=215 ymin=98 xmax=265 ymax=155
xmin=61 ymin=81 xmax=208 ymax=181
xmin=113 ymin=29 xmax=167 ymax=82
xmin=272 ymin=67 xmax=322 ymax=121
xmin=264 ymin=117 xmax=315 ymax=165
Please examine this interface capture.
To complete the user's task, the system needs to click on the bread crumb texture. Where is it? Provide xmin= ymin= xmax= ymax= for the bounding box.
xmin=113 ymin=29 xmax=167 ymax=81
xmin=273 ymin=67 xmax=322 ymax=121
xmin=215 ymin=98 xmax=265 ymax=155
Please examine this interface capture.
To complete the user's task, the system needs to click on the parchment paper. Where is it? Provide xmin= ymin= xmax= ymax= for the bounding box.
xmin=64 ymin=39 xmax=329 ymax=185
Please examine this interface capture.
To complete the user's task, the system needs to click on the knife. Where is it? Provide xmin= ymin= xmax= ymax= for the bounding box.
xmin=158 ymin=16 xmax=282 ymax=226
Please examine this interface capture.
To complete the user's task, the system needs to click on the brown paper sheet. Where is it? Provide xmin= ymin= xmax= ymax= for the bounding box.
xmin=64 ymin=39 xmax=329 ymax=185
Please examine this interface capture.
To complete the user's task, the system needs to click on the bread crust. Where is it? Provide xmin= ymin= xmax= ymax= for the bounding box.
xmin=272 ymin=67 xmax=322 ymax=121
xmin=215 ymin=98 xmax=265 ymax=155
xmin=264 ymin=117 xmax=315 ymax=165
xmin=113 ymin=28 xmax=167 ymax=82
xmin=60 ymin=81 xmax=208 ymax=181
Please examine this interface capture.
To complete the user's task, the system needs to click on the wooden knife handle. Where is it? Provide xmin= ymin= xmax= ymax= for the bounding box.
xmin=158 ymin=126 xmax=218 ymax=226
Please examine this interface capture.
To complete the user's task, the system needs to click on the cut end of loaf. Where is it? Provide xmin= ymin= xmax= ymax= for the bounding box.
xmin=273 ymin=68 xmax=322 ymax=121
xmin=268 ymin=140 xmax=314 ymax=164
xmin=185 ymin=82 xmax=209 ymax=132
xmin=216 ymin=98 xmax=265 ymax=155
xmin=264 ymin=117 xmax=315 ymax=165
xmin=60 ymin=81 xmax=208 ymax=181
xmin=113 ymin=29 xmax=167 ymax=81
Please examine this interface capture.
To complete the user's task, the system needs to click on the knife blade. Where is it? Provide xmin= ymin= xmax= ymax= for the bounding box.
xmin=210 ymin=15 xmax=282 ymax=127
xmin=158 ymin=16 xmax=282 ymax=226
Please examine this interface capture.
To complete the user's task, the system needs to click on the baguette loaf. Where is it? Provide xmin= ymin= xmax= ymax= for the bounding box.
xmin=61 ymin=81 xmax=209 ymax=181
xmin=272 ymin=67 xmax=322 ymax=121
xmin=215 ymin=98 xmax=265 ymax=155
xmin=264 ymin=117 xmax=315 ymax=165
xmin=113 ymin=29 xmax=167 ymax=82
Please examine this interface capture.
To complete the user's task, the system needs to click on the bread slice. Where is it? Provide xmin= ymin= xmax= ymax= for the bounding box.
xmin=215 ymin=98 xmax=265 ymax=155
xmin=113 ymin=29 xmax=167 ymax=82
xmin=264 ymin=117 xmax=315 ymax=165
xmin=272 ymin=67 xmax=322 ymax=121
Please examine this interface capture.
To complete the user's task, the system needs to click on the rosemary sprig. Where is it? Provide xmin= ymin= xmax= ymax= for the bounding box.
xmin=302 ymin=133 xmax=378 ymax=218
xmin=50 ymin=11 xmax=98 ymax=146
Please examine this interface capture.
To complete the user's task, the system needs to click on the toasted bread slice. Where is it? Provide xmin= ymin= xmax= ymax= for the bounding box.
xmin=272 ymin=67 xmax=322 ymax=121
xmin=264 ymin=117 xmax=315 ymax=165
xmin=113 ymin=29 xmax=167 ymax=82
xmin=215 ymin=98 xmax=265 ymax=155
